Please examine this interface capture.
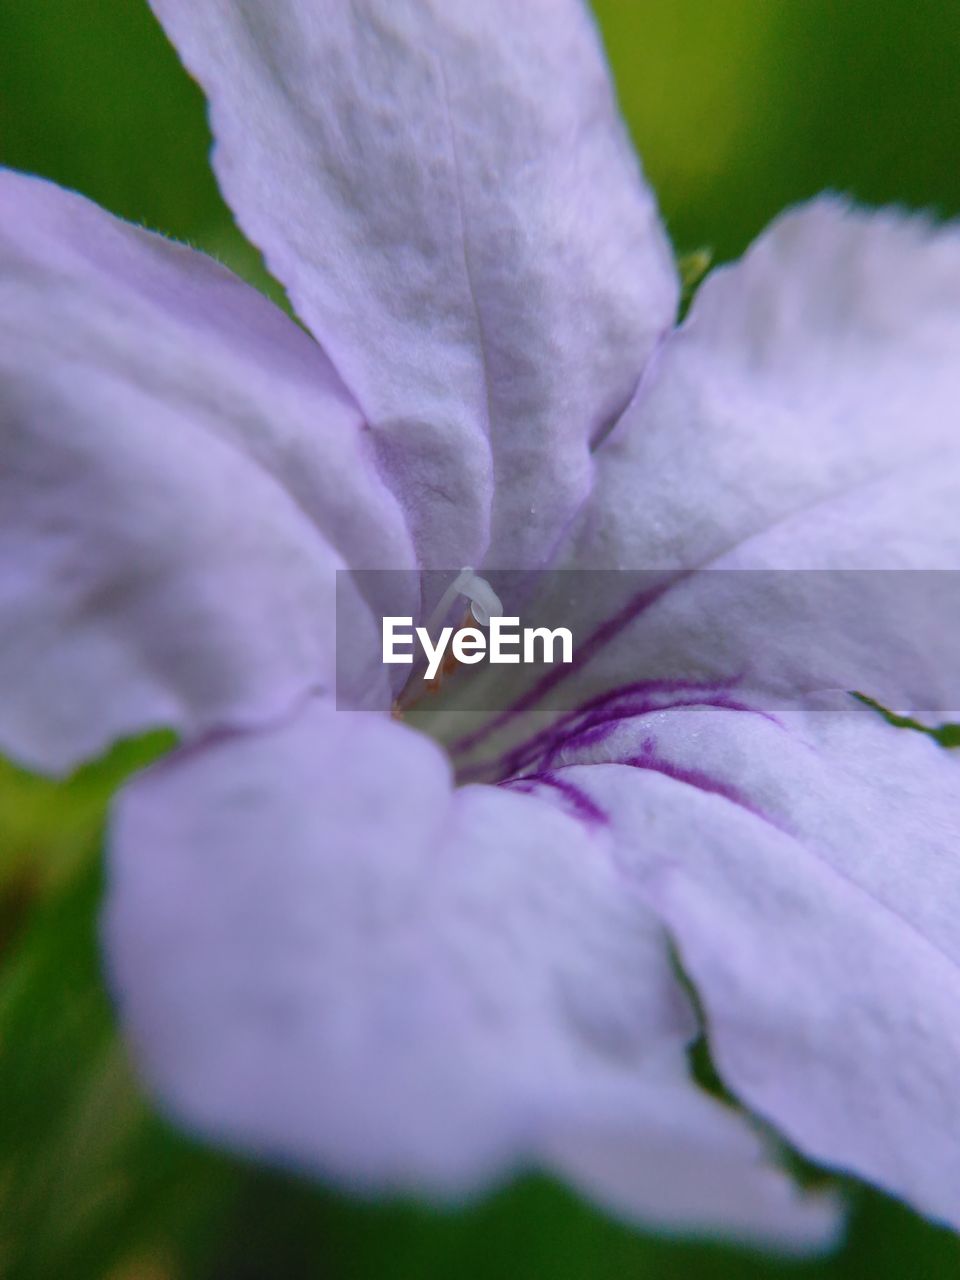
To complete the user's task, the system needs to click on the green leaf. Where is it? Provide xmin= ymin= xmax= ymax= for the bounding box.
xmin=0 ymin=741 xmax=240 ymax=1280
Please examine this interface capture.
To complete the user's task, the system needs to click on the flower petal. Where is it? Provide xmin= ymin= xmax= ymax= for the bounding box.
xmin=473 ymin=199 xmax=960 ymax=735
xmin=587 ymin=197 xmax=960 ymax=571
xmin=105 ymin=699 xmax=837 ymax=1248
xmin=538 ymin=697 xmax=960 ymax=1231
xmin=149 ymin=0 xmax=678 ymax=571
xmin=0 ymin=170 xmax=415 ymax=772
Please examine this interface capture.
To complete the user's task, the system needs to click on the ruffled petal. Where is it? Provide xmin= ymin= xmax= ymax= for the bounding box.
xmin=587 ymin=197 xmax=960 ymax=573
xmin=149 ymin=0 xmax=678 ymax=571
xmin=105 ymin=699 xmax=837 ymax=1248
xmin=524 ymin=696 xmax=960 ymax=1231
xmin=454 ymin=200 xmax=960 ymax=751
xmin=0 ymin=170 xmax=415 ymax=771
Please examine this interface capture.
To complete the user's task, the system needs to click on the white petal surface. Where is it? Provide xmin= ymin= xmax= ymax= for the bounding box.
xmin=0 ymin=170 xmax=415 ymax=772
xmin=149 ymin=0 xmax=678 ymax=572
xmin=587 ymin=198 xmax=960 ymax=571
xmin=106 ymin=699 xmax=837 ymax=1248
xmin=531 ymin=698 xmax=960 ymax=1230
xmin=524 ymin=200 xmax=960 ymax=724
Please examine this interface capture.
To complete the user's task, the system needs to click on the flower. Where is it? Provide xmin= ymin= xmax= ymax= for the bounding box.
xmin=2 ymin=0 xmax=959 ymax=1253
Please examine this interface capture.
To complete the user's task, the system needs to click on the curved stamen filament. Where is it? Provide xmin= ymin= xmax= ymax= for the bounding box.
xmin=394 ymin=569 xmax=503 ymax=716
xmin=425 ymin=567 xmax=502 ymax=633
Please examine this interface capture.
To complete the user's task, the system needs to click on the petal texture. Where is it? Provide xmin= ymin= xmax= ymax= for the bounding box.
xmin=526 ymin=697 xmax=960 ymax=1231
xmin=456 ymin=199 xmax=960 ymax=748
xmin=106 ymin=700 xmax=836 ymax=1248
xmin=149 ymin=0 xmax=678 ymax=571
xmin=585 ymin=198 xmax=960 ymax=571
xmin=0 ymin=170 xmax=415 ymax=772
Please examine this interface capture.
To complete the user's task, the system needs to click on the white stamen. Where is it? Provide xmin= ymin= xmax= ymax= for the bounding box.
xmin=425 ymin=567 xmax=503 ymax=635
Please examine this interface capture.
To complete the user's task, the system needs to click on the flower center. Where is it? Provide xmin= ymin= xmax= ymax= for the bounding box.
xmin=393 ymin=568 xmax=503 ymax=716
xmin=424 ymin=567 xmax=503 ymax=632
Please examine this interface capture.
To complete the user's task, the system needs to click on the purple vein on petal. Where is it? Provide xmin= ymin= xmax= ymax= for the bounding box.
xmin=619 ymin=738 xmax=781 ymax=828
xmin=455 ymin=678 xmax=775 ymax=785
xmin=450 ymin=573 xmax=689 ymax=755
xmin=495 ymin=687 xmax=756 ymax=779
xmin=501 ymin=770 xmax=608 ymax=827
xmin=499 ymin=738 xmax=778 ymax=833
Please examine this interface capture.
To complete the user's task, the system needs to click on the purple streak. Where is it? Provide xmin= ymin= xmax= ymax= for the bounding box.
xmin=501 ymin=770 xmax=608 ymax=827
xmin=450 ymin=572 xmax=688 ymax=755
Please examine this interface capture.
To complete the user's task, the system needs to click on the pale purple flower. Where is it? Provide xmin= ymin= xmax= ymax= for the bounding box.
xmin=2 ymin=0 xmax=959 ymax=1252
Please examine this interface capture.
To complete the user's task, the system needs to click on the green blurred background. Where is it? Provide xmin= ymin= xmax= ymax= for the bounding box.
xmin=1 ymin=1 xmax=959 ymax=1277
